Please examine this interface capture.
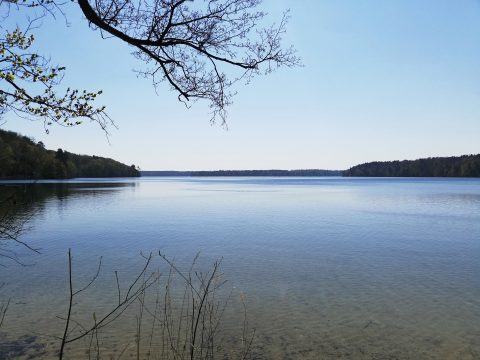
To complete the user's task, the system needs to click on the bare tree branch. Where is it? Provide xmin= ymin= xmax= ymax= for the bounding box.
xmin=76 ymin=0 xmax=300 ymax=124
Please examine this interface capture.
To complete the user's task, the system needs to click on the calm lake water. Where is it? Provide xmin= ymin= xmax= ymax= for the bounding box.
xmin=1 ymin=177 xmax=480 ymax=359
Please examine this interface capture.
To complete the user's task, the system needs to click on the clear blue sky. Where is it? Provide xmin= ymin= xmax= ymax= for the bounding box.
xmin=3 ymin=0 xmax=480 ymax=170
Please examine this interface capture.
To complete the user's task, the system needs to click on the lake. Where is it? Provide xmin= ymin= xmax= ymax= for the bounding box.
xmin=1 ymin=177 xmax=479 ymax=359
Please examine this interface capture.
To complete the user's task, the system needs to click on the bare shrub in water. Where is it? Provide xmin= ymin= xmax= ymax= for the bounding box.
xmin=58 ymin=250 xmax=255 ymax=360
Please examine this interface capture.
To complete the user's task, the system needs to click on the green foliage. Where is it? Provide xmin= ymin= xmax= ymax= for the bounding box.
xmin=344 ymin=155 xmax=480 ymax=177
xmin=0 ymin=27 xmax=110 ymax=131
xmin=0 ymin=129 xmax=139 ymax=179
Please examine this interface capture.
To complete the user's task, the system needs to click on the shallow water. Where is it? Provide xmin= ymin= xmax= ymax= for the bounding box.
xmin=1 ymin=177 xmax=479 ymax=359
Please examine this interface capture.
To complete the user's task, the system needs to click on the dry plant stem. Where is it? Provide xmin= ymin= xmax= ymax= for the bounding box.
xmin=146 ymin=274 xmax=160 ymax=360
xmin=116 ymin=341 xmax=132 ymax=360
xmin=240 ymin=293 xmax=255 ymax=360
xmin=152 ymin=252 xmax=240 ymax=359
xmin=58 ymin=250 xmax=157 ymax=359
xmin=135 ymin=276 xmax=146 ymax=360
xmin=94 ymin=315 xmax=100 ymax=359
xmin=56 ymin=250 xmax=252 ymax=359
xmin=66 ymin=260 xmax=155 ymax=343
xmin=190 ymin=265 xmax=216 ymax=360
xmin=59 ymin=248 xmax=73 ymax=360
xmin=87 ymin=313 xmax=101 ymax=360
xmin=0 ymin=297 xmax=10 ymax=328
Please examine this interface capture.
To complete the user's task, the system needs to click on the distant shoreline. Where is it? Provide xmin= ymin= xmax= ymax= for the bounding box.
xmin=141 ymin=170 xmax=343 ymax=177
xmin=142 ymin=153 xmax=480 ymax=178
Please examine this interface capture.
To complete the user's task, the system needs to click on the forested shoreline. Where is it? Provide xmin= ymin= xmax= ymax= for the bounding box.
xmin=0 ymin=129 xmax=139 ymax=179
xmin=344 ymin=155 xmax=480 ymax=177
xmin=2 ymin=128 xmax=479 ymax=179
xmin=142 ymin=169 xmax=342 ymax=177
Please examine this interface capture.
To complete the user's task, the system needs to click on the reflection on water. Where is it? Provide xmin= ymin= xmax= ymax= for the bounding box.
xmin=0 ymin=182 xmax=137 ymax=262
xmin=1 ymin=177 xmax=480 ymax=359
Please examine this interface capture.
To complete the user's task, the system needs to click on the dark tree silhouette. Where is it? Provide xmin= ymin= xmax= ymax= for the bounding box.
xmin=1 ymin=0 xmax=299 ymax=128
xmin=77 ymin=0 xmax=299 ymax=124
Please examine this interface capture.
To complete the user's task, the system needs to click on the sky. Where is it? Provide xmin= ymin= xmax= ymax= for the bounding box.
xmin=3 ymin=0 xmax=480 ymax=171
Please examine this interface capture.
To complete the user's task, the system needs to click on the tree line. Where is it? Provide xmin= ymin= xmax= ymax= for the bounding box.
xmin=0 ymin=129 xmax=139 ymax=179
xmin=142 ymin=170 xmax=342 ymax=177
xmin=344 ymin=155 xmax=480 ymax=177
